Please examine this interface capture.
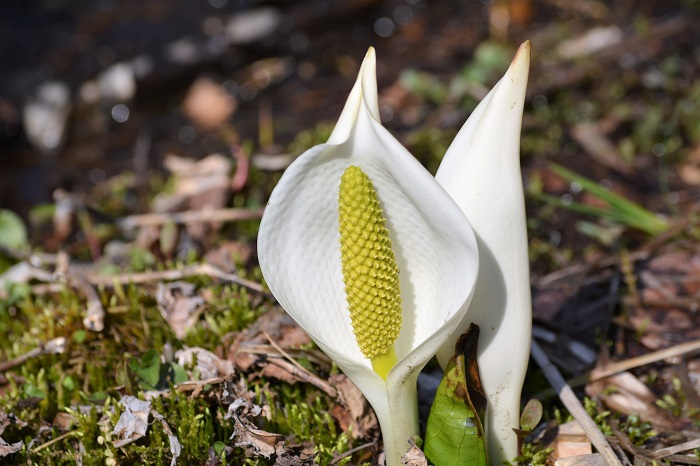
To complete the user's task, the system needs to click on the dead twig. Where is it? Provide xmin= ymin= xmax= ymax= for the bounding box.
xmin=84 ymin=263 xmax=267 ymax=295
xmin=235 ymin=343 xmax=331 ymax=368
xmin=31 ymin=429 xmax=77 ymax=453
xmin=117 ymin=207 xmax=264 ymax=229
xmin=0 ymin=337 xmax=66 ymax=372
xmin=329 ymin=441 xmax=377 ymax=465
xmin=610 ymin=420 xmax=653 ymax=465
xmin=530 ymin=340 xmax=623 ymax=466
xmin=176 ymin=374 xmax=233 ymax=397
xmin=55 ymin=251 xmax=106 ymax=331
xmin=558 ymin=339 xmax=700 ymax=393
xmin=68 ymin=272 xmax=106 ymax=332
xmin=651 ymin=438 xmax=700 ymax=461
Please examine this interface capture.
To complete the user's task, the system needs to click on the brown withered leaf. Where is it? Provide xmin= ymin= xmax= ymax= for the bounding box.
xmin=625 ymin=251 xmax=700 ymax=350
xmin=401 ymin=437 xmax=428 ymax=466
xmin=203 ymin=240 xmax=253 ymax=273
xmin=226 ymin=397 xmax=315 ymax=464
xmin=112 ymin=396 xmax=152 ymax=447
xmin=164 ymin=154 xmax=231 ymax=204
xmin=231 ymin=308 xmax=314 ymax=377
xmin=0 ymin=439 xmax=22 ymax=458
xmin=329 ymin=374 xmax=378 ymax=440
xmin=52 ymin=412 xmax=75 ymax=430
xmin=156 ymin=281 xmax=204 ymax=340
xmin=0 ymin=411 xmax=25 ymax=457
xmin=678 ymin=144 xmax=700 ymax=185
xmin=176 ymin=347 xmax=234 ymax=380
xmin=586 ymin=372 xmax=675 ymax=430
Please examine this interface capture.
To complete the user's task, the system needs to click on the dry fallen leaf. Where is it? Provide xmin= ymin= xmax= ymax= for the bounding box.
xmin=204 ymin=240 xmax=253 ymax=273
xmin=232 ymin=308 xmax=315 ymax=379
xmin=0 ymin=438 xmax=22 ymax=458
xmin=112 ymin=396 xmax=151 ymax=447
xmin=155 ymin=153 xmax=233 ymax=241
xmin=401 ymin=437 xmax=428 ymax=466
xmin=329 ymin=374 xmax=378 ymax=440
xmin=230 ymin=413 xmax=285 ymax=459
xmin=678 ymin=144 xmax=700 ymax=185
xmin=225 ymin=396 xmax=315 ymax=464
xmin=176 ymin=347 xmax=234 ymax=380
xmin=0 ymin=412 xmax=25 ymax=458
xmin=156 ymin=281 xmax=205 ymax=340
xmin=586 ymin=371 xmax=675 ymax=429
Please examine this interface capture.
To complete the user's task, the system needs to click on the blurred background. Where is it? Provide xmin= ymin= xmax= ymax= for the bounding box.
xmin=0 ymin=0 xmax=698 ymax=260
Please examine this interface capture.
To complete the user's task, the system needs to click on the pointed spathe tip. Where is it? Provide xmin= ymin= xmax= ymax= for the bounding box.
xmin=500 ymin=40 xmax=530 ymax=91
xmin=509 ymin=40 xmax=531 ymax=76
xmin=357 ymin=47 xmax=380 ymax=122
xmin=515 ymin=40 xmax=531 ymax=59
xmin=360 ymin=47 xmax=377 ymax=83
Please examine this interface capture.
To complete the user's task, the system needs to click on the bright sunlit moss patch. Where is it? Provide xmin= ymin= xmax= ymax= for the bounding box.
xmin=0 ymin=274 xmax=262 ymax=464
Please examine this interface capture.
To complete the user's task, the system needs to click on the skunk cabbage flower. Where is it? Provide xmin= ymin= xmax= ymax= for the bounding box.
xmin=258 ymin=48 xmax=479 ymax=466
xmin=435 ymin=41 xmax=532 ymax=465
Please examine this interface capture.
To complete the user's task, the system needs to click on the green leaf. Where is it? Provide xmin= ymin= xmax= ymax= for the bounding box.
xmin=62 ymin=376 xmax=76 ymax=391
xmin=520 ymin=399 xmax=543 ymax=432
xmin=424 ymin=324 xmax=487 ymax=466
xmin=23 ymin=383 xmax=47 ymax=400
xmin=168 ymin=362 xmax=189 ymax=385
xmin=0 ymin=209 xmax=28 ymax=250
xmin=129 ymin=349 xmax=162 ymax=390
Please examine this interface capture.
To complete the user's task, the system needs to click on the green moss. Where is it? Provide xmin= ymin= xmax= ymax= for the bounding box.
xmin=406 ymin=127 xmax=458 ymax=175
xmin=288 ymin=123 xmax=334 ymax=156
xmin=0 ymin=255 xmax=358 ymax=466
xmin=263 ymin=383 xmax=352 ymax=464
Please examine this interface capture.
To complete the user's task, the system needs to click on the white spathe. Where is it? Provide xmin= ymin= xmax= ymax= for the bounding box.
xmin=436 ymin=41 xmax=532 ymax=466
xmin=258 ymin=48 xmax=479 ymax=466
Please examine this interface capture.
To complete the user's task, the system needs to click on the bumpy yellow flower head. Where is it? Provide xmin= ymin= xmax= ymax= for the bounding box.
xmin=339 ymin=165 xmax=402 ymax=379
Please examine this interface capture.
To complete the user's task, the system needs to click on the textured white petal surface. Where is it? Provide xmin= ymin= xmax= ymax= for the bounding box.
xmin=435 ymin=41 xmax=532 ymax=465
xmin=258 ymin=48 xmax=478 ymax=466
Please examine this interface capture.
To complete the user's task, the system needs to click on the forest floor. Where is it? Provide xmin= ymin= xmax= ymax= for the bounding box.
xmin=1 ymin=1 xmax=700 ymax=464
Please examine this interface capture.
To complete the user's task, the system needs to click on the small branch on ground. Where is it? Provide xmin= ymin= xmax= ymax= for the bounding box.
xmin=83 ymin=263 xmax=267 ymax=295
xmin=0 ymin=337 xmax=66 ymax=372
xmin=329 ymin=441 xmax=377 ymax=465
xmin=531 ymin=340 xmax=624 ymax=466
xmin=117 ymin=208 xmax=264 ymax=229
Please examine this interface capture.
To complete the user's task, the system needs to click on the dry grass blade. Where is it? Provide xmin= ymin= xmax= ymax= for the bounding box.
xmin=531 ymin=340 xmax=623 ymax=466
